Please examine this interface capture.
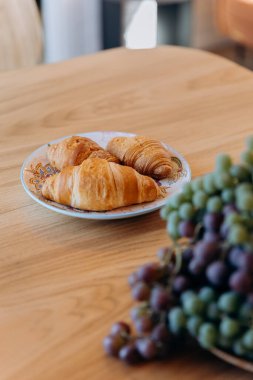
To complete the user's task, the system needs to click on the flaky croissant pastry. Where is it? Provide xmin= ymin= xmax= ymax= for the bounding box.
xmin=42 ymin=158 xmax=166 ymax=211
xmin=47 ymin=136 xmax=119 ymax=170
xmin=107 ymin=136 xmax=176 ymax=179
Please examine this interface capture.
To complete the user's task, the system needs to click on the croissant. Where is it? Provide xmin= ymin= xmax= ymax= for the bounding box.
xmin=47 ymin=136 xmax=119 ymax=170
xmin=107 ymin=136 xmax=176 ymax=179
xmin=42 ymin=158 xmax=166 ymax=211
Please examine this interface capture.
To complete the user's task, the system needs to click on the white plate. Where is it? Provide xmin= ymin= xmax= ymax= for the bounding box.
xmin=20 ymin=131 xmax=191 ymax=220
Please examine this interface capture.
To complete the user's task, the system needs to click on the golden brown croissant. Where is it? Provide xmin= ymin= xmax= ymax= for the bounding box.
xmin=107 ymin=136 xmax=176 ymax=179
xmin=47 ymin=136 xmax=119 ymax=170
xmin=42 ymin=158 xmax=166 ymax=211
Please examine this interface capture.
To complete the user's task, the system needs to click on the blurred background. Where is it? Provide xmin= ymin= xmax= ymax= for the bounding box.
xmin=1 ymin=0 xmax=253 ymax=71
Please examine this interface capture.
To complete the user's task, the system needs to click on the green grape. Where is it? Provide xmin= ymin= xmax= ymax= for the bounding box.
xmin=182 ymin=183 xmax=193 ymax=200
xmin=193 ymin=190 xmax=208 ymax=209
xmin=168 ymin=307 xmax=186 ymax=334
xmin=199 ymin=287 xmax=216 ymax=304
xmin=203 ymin=173 xmax=217 ymax=195
xmin=218 ymin=292 xmax=240 ymax=314
xmin=233 ymin=339 xmax=247 ymax=357
xmin=179 ymin=203 xmax=194 ymax=220
xmin=160 ymin=206 xmax=170 ymax=221
xmin=214 ymin=172 xmax=234 ymax=190
xmin=187 ymin=316 xmax=203 ymax=337
xmin=192 ymin=178 xmax=204 ymax=192
xmin=235 ymin=183 xmax=253 ymax=197
xmin=246 ymin=136 xmax=253 ymax=151
xmin=168 ymin=211 xmax=180 ymax=224
xmin=236 ymin=192 xmax=253 ymax=212
xmin=225 ymin=212 xmax=242 ymax=227
xmin=170 ymin=193 xmax=186 ymax=208
xmin=238 ymin=303 xmax=253 ymax=324
xmin=220 ymin=317 xmax=240 ymax=338
xmin=241 ymin=150 xmax=253 ymax=166
xmin=215 ymin=154 xmax=232 ymax=172
xmin=218 ymin=336 xmax=234 ymax=350
xmin=198 ymin=323 xmax=218 ymax=349
xmin=167 ymin=220 xmax=180 ymax=240
xmin=221 ymin=188 xmax=235 ymax=204
xmin=207 ymin=196 xmax=223 ymax=213
xmin=230 ymin=165 xmax=251 ymax=182
xmin=180 ymin=290 xmax=196 ymax=304
xmin=165 ymin=197 xmax=176 ymax=209
xmin=183 ymin=295 xmax=205 ymax=316
xmin=242 ymin=329 xmax=253 ymax=350
xmin=206 ymin=302 xmax=221 ymax=321
xmin=228 ymin=224 xmax=249 ymax=245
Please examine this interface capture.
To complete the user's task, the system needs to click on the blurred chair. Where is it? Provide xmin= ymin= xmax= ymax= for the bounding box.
xmin=215 ymin=0 xmax=253 ymax=54
xmin=0 ymin=0 xmax=43 ymax=70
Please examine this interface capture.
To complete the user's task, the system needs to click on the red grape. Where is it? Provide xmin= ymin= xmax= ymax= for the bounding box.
xmin=179 ymin=221 xmax=195 ymax=238
xmin=119 ymin=343 xmax=141 ymax=364
xmin=229 ymin=270 xmax=253 ymax=294
xmin=150 ymin=287 xmax=172 ymax=310
xmin=136 ymin=338 xmax=157 ymax=360
xmin=132 ymin=282 xmax=150 ymax=301
xmin=194 ymin=240 xmax=220 ymax=265
xmin=111 ymin=321 xmax=131 ymax=336
xmin=206 ymin=261 xmax=229 ymax=287
xmin=204 ymin=213 xmax=223 ymax=231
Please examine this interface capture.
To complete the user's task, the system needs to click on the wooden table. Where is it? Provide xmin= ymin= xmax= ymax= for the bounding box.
xmin=1 ymin=46 xmax=253 ymax=380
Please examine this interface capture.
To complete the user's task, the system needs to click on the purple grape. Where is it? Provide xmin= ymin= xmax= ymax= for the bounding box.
xmin=182 ymin=248 xmax=194 ymax=262
xmin=135 ymin=316 xmax=153 ymax=333
xmin=136 ymin=338 xmax=157 ymax=360
xmin=103 ymin=334 xmax=126 ymax=357
xmin=203 ymin=231 xmax=221 ymax=243
xmin=189 ymin=259 xmax=205 ymax=275
xmin=151 ymin=323 xmax=171 ymax=343
xmin=130 ymin=305 xmax=147 ymax=321
xmin=220 ymin=222 xmax=229 ymax=239
xmin=194 ymin=240 xmax=220 ymax=265
xmin=172 ymin=275 xmax=191 ymax=294
xmin=137 ymin=263 xmax=159 ymax=283
xmin=132 ymin=282 xmax=150 ymax=301
xmin=238 ymin=253 xmax=253 ymax=273
xmin=150 ymin=287 xmax=172 ymax=311
xmin=119 ymin=343 xmax=141 ymax=364
xmin=206 ymin=261 xmax=229 ymax=287
xmin=229 ymin=270 xmax=253 ymax=294
xmin=128 ymin=272 xmax=138 ymax=287
xmin=204 ymin=213 xmax=223 ymax=231
xmin=179 ymin=221 xmax=195 ymax=238
xmin=228 ymin=248 xmax=245 ymax=268
xmin=223 ymin=204 xmax=237 ymax=216
xmin=111 ymin=322 xmax=131 ymax=337
xmin=157 ymin=247 xmax=172 ymax=262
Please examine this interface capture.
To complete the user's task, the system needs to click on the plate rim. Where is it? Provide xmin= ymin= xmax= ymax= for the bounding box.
xmin=210 ymin=347 xmax=253 ymax=373
xmin=20 ymin=131 xmax=191 ymax=220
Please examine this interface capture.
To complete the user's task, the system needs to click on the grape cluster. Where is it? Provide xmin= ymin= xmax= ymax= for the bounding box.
xmin=169 ymin=288 xmax=253 ymax=360
xmin=104 ymin=260 xmax=178 ymax=364
xmin=104 ymin=136 xmax=253 ymax=365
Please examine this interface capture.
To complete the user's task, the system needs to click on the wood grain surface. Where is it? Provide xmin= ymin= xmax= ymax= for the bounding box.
xmin=1 ymin=46 xmax=253 ymax=380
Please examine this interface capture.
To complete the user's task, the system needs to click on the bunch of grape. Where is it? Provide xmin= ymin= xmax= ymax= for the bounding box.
xmin=169 ymin=288 xmax=253 ymax=360
xmin=103 ymin=137 xmax=253 ymax=365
